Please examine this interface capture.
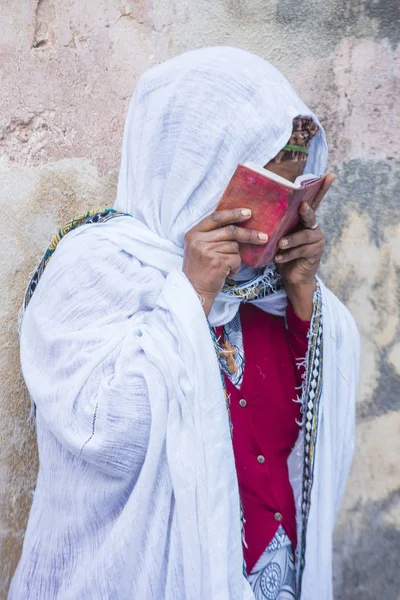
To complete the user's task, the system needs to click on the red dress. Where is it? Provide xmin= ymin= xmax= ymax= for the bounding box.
xmin=217 ymin=302 xmax=309 ymax=573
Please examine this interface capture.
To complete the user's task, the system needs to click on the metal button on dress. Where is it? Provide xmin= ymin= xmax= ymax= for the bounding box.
xmin=274 ymin=512 xmax=283 ymax=522
xmin=257 ymin=455 xmax=265 ymax=464
xmin=239 ymin=399 xmax=247 ymax=407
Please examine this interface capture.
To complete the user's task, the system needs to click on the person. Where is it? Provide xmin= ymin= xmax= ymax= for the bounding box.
xmin=9 ymin=47 xmax=360 ymax=600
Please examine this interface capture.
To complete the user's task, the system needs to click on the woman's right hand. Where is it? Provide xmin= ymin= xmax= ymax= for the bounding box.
xmin=183 ymin=208 xmax=269 ymax=316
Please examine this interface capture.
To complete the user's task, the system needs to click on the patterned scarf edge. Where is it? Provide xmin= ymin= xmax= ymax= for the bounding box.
xmin=295 ymin=282 xmax=324 ymax=595
xmin=222 ymin=263 xmax=283 ymax=301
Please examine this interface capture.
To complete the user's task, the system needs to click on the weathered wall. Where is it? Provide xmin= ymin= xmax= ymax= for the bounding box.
xmin=1 ymin=1 xmax=399 ymax=598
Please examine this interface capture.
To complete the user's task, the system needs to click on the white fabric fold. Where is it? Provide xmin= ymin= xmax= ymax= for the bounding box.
xmin=12 ymin=231 xmax=253 ymax=599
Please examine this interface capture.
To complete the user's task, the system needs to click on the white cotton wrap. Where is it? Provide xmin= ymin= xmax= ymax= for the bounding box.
xmin=10 ymin=47 xmax=359 ymax=600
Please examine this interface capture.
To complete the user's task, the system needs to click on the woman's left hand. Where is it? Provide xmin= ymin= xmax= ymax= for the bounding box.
xmin=274 ymin=173 xmax=335 ymax=320
xmin=275 ymin=201 xmax=325 ymax=287
xmin=275 ymin=173 xmax=335 ymax=287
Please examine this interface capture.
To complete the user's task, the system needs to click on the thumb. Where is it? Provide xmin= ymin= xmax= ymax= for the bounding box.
xmin=299 ymin=202 xmax=318 ymax=229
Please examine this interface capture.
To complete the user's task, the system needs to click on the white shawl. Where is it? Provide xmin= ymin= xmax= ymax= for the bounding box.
xmin=10 ymin=47 xmax=359 ymax=600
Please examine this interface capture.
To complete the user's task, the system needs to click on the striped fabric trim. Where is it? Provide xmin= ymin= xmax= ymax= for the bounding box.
xmin=296 ymin=283 xmax=324 ymax=594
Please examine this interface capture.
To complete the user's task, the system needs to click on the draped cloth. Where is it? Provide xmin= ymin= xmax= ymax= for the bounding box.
xmin=10 ymin=47 xmax=359 ymax=600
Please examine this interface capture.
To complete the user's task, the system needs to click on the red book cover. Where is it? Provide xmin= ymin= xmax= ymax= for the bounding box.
xmin=216 ymin=163 xmax=325 ymax=267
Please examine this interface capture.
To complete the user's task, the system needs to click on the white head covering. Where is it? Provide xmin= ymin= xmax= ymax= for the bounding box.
xmin=115 ymin=46 xmax=327 ymax=241
xmin=107 ymin=46 xmax=328 ymax=325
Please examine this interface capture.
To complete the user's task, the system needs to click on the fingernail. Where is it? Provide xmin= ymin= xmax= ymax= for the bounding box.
xmin=280 ymin=238 xmax=288 ymax=247
xmin=275 ymin=254 xmax=282 ymax=261
xmin=241 ymin=209 xmax=252 ymax=216
xmin=306 ymin=203 xmax=310 ymax=211
xmin=258 ymin=232 xmax=268 ymax=241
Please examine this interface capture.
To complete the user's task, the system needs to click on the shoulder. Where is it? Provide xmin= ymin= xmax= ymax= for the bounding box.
xmin=24 ymin=224 xmax=161 ymax=324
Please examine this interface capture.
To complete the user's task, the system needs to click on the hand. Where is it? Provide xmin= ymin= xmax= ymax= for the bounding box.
xmin=183 ymin=208 xmax=269 ymax=316
xmin=274 ymin=173 xmax=336 ymax=319
xmin=275 ymin=202 xmax=325 ymax=286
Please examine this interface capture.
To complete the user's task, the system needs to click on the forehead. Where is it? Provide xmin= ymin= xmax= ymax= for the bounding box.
xmin=264 ymin=159 xmax=306 ymax=183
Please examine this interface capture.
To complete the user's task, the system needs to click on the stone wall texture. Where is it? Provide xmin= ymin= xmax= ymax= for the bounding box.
xmin=1 ymin=1 xmax=399 ymax=598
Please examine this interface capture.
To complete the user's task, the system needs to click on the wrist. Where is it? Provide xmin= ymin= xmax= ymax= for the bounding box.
xmin=186 ymin=280 xmax=217 ymax=316
xmin=284 ymin=280 xmax=316 ymax=321
xmin=195 ymin=290 xmax=215 ymax=317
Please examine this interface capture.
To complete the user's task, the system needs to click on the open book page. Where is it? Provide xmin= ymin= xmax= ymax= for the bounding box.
xmin=243 ymin=161 xmax=321 ymax=189
xmin=294 ymin=173 xmax=322 ymax=186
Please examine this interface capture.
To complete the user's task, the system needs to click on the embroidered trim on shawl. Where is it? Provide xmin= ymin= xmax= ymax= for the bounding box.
xmin=222 ymin=263 xmax=283 ymax=301
xmin=296 ymin=282 xmax=323 ymax=595
xmin=216 ymin=262 xmax=283 ymax=387
xmin=23 ymin=209 xmax=128 ymax=311
xmin=216 ymin=311 xmax=245 ymax=388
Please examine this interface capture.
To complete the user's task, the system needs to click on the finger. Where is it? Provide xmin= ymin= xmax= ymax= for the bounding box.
xmin=275 ymin=241 xmax=325 ymax=264
xmin=215 ymin=241 xmax=240 ymax=255
xmin=196 ymin=208 xmax=252 ymax=233
xmin=278 ymin=228 xmax=323 ymax=250
xmin=220 ymin=253 xmax=242 ymax=277
xmin=207 ymin=223 xmax=268 ymax=245
xmin=298 ymin=202 xmax=318 ymax=229
xmin=310 ymin=173 xmax=336 ymax=212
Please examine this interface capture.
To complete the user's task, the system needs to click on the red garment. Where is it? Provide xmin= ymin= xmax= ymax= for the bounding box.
xmin=217 ymin=302 xmax=310 ymax=574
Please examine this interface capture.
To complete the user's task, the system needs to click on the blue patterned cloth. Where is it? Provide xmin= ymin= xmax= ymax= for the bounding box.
xmin=248 ymin=526 xmax=296 ymax=600
xmin=217 ymin=263 xmax=284 ymax=389
xmin=217 ymin=310 xmax=245 ymax=388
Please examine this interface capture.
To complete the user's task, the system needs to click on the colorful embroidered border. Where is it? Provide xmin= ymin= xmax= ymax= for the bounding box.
xmin=296 ymin=283 xmax=324 ymax=595
xmin=217 ymin=311 xmax=246 ymax=388
xmin=23 ymin=208 xmax=128 ymax=311
xmin=222 ymin=263 xmax=283 ymax=301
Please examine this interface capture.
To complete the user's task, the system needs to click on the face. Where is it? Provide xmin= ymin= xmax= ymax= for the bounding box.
xmin=264 ymin=158 xmax=306 ymax=183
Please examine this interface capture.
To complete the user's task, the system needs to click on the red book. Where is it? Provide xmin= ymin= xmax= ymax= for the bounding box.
xmin=216 ymin=163 xmax=325 ymax=267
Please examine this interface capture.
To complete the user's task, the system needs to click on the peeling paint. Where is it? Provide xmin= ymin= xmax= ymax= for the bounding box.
xmin=320 ymin=206 xmax=399 ymax=421
xmin=320 ymin=159 xmax=400 ymax=252
xmin=32 ymin=0 xmax=56 ymax=48
xmin=334 ymin=490 xmax=400 ymax=598
xmin=364 ymin=0 xmax=400 ymax=49
xmin=333 ymin=408 xmax=400 ymax=598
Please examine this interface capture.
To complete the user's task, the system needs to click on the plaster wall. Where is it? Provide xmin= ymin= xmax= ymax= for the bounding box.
xmin=1 ymin=1 xmax=399 ymax=597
